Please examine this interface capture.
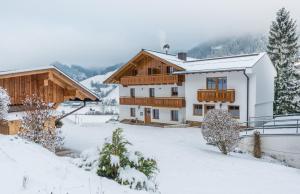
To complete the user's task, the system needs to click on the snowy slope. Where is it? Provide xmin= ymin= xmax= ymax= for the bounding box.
xmin=80 ymin=70 xmax=116 ymax=88
xmin=0 ymin=135 xmax=146 ymax=194
xmin=62 ymin=118 xmax=300 ymax=194
xmin=80 ymin=70 xmax=119 ymax=102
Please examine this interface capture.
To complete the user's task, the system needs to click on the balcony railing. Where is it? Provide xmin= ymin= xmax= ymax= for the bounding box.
xmin=120 ymin=97 xmax=186 ymax=108
xmin=197 ymin=89 xmax=235 ymax=103
xmin=120 ymin=74 xmax=184 ymax=86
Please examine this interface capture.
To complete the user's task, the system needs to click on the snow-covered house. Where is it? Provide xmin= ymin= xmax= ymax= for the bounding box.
xmin=0 ymin=66 xmax=98 ymax=134
xmin=104 ymin=49 xmax=276 ymax=125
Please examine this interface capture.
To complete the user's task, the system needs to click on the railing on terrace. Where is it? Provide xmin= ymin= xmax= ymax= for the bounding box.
xmin=197 ymin=89 xmax=235 ymax=103
xmin=119 ymin=97 xmax=186 ymax=108
xmin=120 ymin=74 xmax=185 ymax=86
xmin=242 ymin=116 xmax=300 ymax=136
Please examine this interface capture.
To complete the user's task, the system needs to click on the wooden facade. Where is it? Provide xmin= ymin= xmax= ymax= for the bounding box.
xmin=0 ymin=67 xmax=97 ymax=106
xmin=104 ymin=50 xmax=185 ymax=84
xmin=0 ymin=67 xmax=98 ymax=135
xmin=197 ymin=89 xmax=235 ymax=103
xmin=120 ymin=97 xmax=186 ymax=108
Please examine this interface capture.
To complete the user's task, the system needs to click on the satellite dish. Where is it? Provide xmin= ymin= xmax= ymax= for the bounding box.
xmin=163 ymin=44 xmax=170 ymax=54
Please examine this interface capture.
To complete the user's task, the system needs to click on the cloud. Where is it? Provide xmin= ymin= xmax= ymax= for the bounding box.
xmin=0 ymin=0 xmax=299 ymax=69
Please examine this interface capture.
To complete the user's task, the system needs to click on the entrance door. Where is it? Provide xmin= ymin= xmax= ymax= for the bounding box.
xmin=144 ymin=108 xmax=151 ymax=124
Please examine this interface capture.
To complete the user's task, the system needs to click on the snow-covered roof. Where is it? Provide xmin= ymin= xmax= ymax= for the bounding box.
xmin=144 ymin=49 xmax=266 ymax=73
xmin=0 ymin=65 xmax=99 ymax=100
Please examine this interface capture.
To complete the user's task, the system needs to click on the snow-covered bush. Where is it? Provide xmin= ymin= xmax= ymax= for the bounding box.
xmin=97 ymin=128 xmax=158 ymax=191
xmin=202 ymin=109 xmax=240 ymax=155
xmin=0 ymin=87 xmax=10 ymax=120
xmin=18 ymin=95 xmax=64 ymax=152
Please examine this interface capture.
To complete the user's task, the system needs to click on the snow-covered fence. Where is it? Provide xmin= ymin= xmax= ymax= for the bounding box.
xmin=239 ymin=134 xmax=300 ymax=168
xmin=243 ymin=115 xmax=300 ymax=135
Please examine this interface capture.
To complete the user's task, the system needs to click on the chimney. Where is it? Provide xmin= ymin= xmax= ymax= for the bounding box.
xmin=177 ymin=52 xmax=187 ymax=61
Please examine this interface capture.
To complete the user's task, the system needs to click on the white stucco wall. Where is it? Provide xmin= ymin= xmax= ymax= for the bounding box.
xmin=185 ymin=71 xmax=248 ymax=123
xmin=119 ymin=83 xmax=186 ymax=124
xmin=119 ymin=105 xmax=185 ymax=124
xmin=239 ymin=134 xmax=300 ymax=168
xmin=119 ymin=84 xmax=185 ymax=98
xmin=251 ymin=54 xmax=276 ymax=118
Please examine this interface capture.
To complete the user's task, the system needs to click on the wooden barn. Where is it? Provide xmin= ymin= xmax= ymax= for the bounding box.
xmin=0 ymin=66 xmax=98 ymax=134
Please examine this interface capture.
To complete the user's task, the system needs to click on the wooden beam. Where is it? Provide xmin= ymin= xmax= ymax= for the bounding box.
xmin=64 ymin=89 xmax=76 ymax=96
xmin=44 ymin=79 xmax=49 ymax=86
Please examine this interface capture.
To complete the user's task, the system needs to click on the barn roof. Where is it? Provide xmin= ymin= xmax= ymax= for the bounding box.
xmin=0 ymin=65 xmax=98 ymax=101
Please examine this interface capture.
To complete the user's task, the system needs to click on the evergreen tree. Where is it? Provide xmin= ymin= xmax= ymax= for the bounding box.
xmin=267 ymin=7 xmax=300 ymax=114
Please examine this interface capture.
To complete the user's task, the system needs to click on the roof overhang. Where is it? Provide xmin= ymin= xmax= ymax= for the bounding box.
xmin=173 ymin=68 xmax=247 ymax=75
xmin=0 ymin=66 xmax=99 ymax=101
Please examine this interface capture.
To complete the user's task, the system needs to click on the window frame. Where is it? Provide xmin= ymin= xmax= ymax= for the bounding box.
xmin=171 ymin=87 xmax=178 ymax=96
xmin=166 ymin=66 xmax=174 ymax=74
xmin=170 ymin=110 xmax=179 ymax=121
xmin=206 ymin=77 xmax=227 ymax=90
xmin=204 ymin=104 xmax=215 ymax=114
xmin=130 ymin=107 xmax=136 ymax=117
xmin=152 ymin=109 xmax=159 ymax=119
xmin=228 ymin=105 xmax=240 ymax=118
xmin=193 ymin=104 xmax=203 ymax=116
xmin=149 ymin=88 xmax=155 ymax=97
xmin=130 ymin=88 xmax=135 ymax=97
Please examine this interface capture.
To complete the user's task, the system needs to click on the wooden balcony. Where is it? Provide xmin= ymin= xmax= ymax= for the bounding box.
xmin=120 ymin=74 xmax=184 ymax=86
xmin=197 ymin=89 xmax=235 ymax=103
xmin=120 ymin=97 xmax=185 ymax=108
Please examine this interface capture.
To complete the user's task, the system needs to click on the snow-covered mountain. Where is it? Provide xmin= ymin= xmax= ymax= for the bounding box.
xmin=80 ymin=70 xmax=119 ymax=104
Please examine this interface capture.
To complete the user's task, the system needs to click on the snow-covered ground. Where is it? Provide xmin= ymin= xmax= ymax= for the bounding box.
xmin=60 ymin=115 xmax=300 ymax=194
xmin=0 ymin=134 xmax=146 ymax=194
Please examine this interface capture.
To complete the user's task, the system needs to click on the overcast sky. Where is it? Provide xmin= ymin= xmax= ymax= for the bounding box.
xmin=0 ymin=0 xmax=300 ymax=69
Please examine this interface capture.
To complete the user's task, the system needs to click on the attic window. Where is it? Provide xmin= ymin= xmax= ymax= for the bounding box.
xmin=166 ymin=66 xmax=174 ymax=74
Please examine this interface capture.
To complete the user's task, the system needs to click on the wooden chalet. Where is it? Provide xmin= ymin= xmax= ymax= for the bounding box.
xmin=0 ymin=66 xmax=98 ymax=134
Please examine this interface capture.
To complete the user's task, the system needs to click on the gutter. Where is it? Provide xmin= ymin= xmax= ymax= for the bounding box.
xmin=243 ymin=70 xmax=250 ymax=127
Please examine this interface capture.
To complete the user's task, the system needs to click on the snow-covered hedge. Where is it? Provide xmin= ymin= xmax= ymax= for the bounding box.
xmin=202 ymin=109 xmax=240 ymax=155
xmin=97 ymin=128 xmax=158 ymax=192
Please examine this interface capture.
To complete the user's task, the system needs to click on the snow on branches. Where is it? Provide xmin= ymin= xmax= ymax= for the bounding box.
xmin=97 ymin=128 xmax=158 ymax=192
xmin=202 ymin=109 xmax=240 ymax=155
xmin=18 ymin=95 xmax=63 ymax=152
xmin=267 ymin=8 xmax=300 ymax=114
xmin=0 ymin=87 xmax=10 ymax=120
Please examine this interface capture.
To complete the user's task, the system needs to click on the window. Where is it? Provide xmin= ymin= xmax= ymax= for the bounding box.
xmin=166 ymin=66 xmax=174 ymax=74
xmin=132 ymin=69 xmax=138 ymax=76
xmin=148 ymin=68 xmax=160 ymax=75
xmin=130 ymin=88 xmax=135 ymax=97
xmin=207 ymin=78 xmax=216 ymax=90
xmin=206 ymin=77 xmax=227 ymax=90
xmin=152 ymin=109 xmax=159 ymax=119
xmin=217 ymin=77 xmax=227 ymax=90
xmin=149 ymin=88 xmax=155 ymax=97
xmin=171 ymin=110 xmax=179 ymax=121
xmin=228 ymin=106 xmax=240 ymax=118
xmin=193 ymin=104 xmax=203 ymax=116
xmin=148 ymin=68 xmax=152 ymax=75
xmin=171 ymin=87 xmax=178 ymax=96
xmin=130 ymin=108 xmax=136 ymax=117
xmin=204 ymin=105 xmax=215 ymax=114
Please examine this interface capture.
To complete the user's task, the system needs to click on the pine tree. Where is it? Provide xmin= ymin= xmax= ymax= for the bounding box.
xmin=267 ymin=7 xmax=300 ymax=114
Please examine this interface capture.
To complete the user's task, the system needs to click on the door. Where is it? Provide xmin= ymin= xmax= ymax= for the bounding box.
xmin=144 ymin=108 xmax=151 ymax=124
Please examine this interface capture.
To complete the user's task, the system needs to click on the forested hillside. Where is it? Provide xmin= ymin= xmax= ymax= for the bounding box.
xmin=188 ymin=35 xmax=267 ymax=59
